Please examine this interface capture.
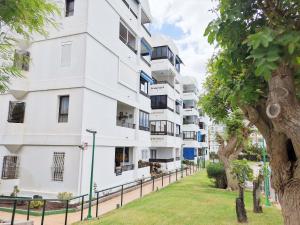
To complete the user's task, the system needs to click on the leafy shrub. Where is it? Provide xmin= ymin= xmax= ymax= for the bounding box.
xmin=207 ymin=163 xmax=227 ymax=189
xmin=57 ymin=192 xmax=73 ymax=201
xmin=30 ymin=200 xmax=44 ymax=209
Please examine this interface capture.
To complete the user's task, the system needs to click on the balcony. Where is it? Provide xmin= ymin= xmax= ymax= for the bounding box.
xmin=151 ymin=135 xmax=182 ymax=148
xmin=182 ymin=92 xmax=198 ymax=102
xmin=115 ymin=147 xmax=134 ymax=175
xmin=183 ymin=131 xmax=197 ymax=140
xmin=116 ymin=101 xmax=136 ymax=129
xmin=182 ymin=107 xmax=199 ymax=116
xmin=149 ymin=158 xmax=174 ymax=163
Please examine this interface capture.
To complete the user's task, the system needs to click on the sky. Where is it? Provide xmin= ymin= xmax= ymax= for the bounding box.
xmin=148 ymin=0 xmax=218 ymax=90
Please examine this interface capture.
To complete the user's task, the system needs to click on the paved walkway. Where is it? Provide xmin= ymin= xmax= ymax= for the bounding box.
xmin=0 ymin=168 xmax=198 ymax=225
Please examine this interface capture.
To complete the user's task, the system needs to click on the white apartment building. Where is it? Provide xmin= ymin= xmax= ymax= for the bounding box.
xmin=148 ymin=36 xmax=183 ymax=173
xmin=181 ymin=76 xmax=209 ymax=163
xmin=208 ymin=122 xmax=226 ymax=153
xmin=0 ymin=0 xmax=155 ymax=198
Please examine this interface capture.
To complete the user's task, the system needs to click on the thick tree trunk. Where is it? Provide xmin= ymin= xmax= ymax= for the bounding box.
xmin=253 ymin=175 xmax=263 ymax=213
xmin=242 ymin=102 xmax=300 ymax=225
xmin=217 ymin=135 xmax=240 ymax=190
xmin=236 ymin=185 xmax=248 ymax=223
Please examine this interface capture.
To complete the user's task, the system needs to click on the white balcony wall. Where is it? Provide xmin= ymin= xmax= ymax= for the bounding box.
xmin=151 ymin=135 xmax=182 ymax=148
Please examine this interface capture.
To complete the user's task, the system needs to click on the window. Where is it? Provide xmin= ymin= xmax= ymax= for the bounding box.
xmin=150 ymin=149 xmax=157 ymax=159
xmin=1 ymin=156 xmax=19 ymax=179
xmin=199 ymin=122 xmax=204 ymax=129
xmin=151 ymin=46 xmax=174 ymax=65
xmin=183 ymin=131 xmax=197 ymax=140
xmin=115 ymin=147 xmax=129 ymax=167
xmin=139 ymin=110 xmax=149 ymax=131
xmin=140 ymin=76 xmax=149 ymax=95
xmin=201 ymin=134 xmax=206 ymax=142
xmin=65 ymin=0 xmax=74 ymax=17
xmin=51 ymin=152 xmax=65 ymax=182
xmin=175 ymin=56 xmax=181 ymax=72
xmin=61 ymin=43 xmax=72 ymax=67
xmin=175 ymin=101 xmax=180 ymax=114
xmin=122 ymin=0 xmax=138 ymax=18
xmin=14 ymin=50 xmax=30 ymax=71
xmin=8 ymin=101 xmax=25 ymax=123
xmin=141 ymin=39 xmax=152 ymax=66
xmin=119 ymin=22 xmax=137 ymax=53
xmin=151 ymin=95 xmax=167 ymax=109
xmin=150 ymin=120 xmax=174 ymax=136
xmin=176 ymin=124 xmax=181 ymax=137
xmin=58 ymin=96 xmax=69 ymax=123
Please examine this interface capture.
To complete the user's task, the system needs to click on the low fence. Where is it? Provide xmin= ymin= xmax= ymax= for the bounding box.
xmin=0 ymin=164 xmax=200 ymax=225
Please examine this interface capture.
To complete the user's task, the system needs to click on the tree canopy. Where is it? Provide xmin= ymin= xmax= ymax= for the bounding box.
xmin=0 ymin=0 xmax=59 ymax=92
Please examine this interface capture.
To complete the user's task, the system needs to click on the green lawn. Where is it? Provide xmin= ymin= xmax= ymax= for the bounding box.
xmin=74 ymin=172 xmax=283 ymax=225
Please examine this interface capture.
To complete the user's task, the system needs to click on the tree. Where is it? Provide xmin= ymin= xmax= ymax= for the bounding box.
xmin=0 ymin=0 xmax=60 ymax=92
xmin=231 ymin=160 xmax=254 ymax=223
xmin=203 ymin=1 xmax=300 ymax=224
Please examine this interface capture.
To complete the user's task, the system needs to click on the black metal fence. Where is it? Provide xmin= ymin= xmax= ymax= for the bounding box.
xmin=0 ymin=164 xmax=200 ymax=225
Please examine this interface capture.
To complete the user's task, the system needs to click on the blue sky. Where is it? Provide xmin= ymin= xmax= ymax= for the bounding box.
xmin=148 ymin=0 xmax=217 ymax=90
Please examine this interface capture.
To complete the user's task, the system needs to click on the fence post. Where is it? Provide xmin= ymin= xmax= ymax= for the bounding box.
xmin=169 ymin=172 xmax=171 ymax=184
xmin=96 ymin=192 xmax=99 ymax=217
xmin=162 ymin=173 xmax=164 ymax=187
xmin=64 ymin=200 xmax=69 ymax=225
xmin=181 ymin=168 xmax=183 ymax=178
xmin=41 ymin=200 xmax=46 ymax=225
xmin=11 ymin=200 xmax=17 ymax=225
xmin=140 ymin=180 xmax=143 ymax=198
xmin=27 ymin=200 xmax=31 ymax=221
xmin=176 ymin=169 xmax=178 ymax=181
xmin=81 ymin=195 xmax=84 ymax=221
xmin=152 ymin=176 xmax=155 ymax=191
xmin=190 ymin=163 xmax=192 ymax=174
xmin=121 ymin=185 xmax=124 ymax=207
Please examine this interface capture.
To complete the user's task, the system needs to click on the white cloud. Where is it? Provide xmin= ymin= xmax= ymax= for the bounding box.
xmin=148 ymin=0 xmax=218 ymax=90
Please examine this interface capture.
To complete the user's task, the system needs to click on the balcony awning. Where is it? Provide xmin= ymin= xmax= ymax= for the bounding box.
xmin=140 ymin=70 xmax=154 ymax=84
xmin=141 ymin=38 xmax=152 ymax=54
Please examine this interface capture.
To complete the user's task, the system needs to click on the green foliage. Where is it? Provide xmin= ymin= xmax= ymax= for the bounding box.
xmin=30 ymin=200 xmax=44 ymax=209
xmin=207 ymin=163 xmax=227 ymax=189
xmin=57 ymin=192 xmax=73 ymax=201
xmin=231 ymin=160 xmax=253 ymax=186
xmin=201 ymin=0 xmax=300 ymax=125
xmin=10 ymin=185 xmax=20 ymax=197
xmin=240 ymin=144 xmax=263 ymax=162
xmin=0 ymin=0 xmax=60 ymax=92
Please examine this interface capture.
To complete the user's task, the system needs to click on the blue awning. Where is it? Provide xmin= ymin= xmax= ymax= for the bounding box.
xmin=141 ymin=38 xmax=152 ymax=54
xmin=140 ymin=70 xmax=154 ymax=84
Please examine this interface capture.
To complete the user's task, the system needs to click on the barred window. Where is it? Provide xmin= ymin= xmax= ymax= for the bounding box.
xmin=51 ymin=152 xmax=65 ymax=182
xmin=1 ymin=156 xmax=19 ymax=179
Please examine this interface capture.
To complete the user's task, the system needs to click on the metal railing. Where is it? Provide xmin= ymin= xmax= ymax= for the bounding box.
xmin=0 ymin=164 xmax=200 ymax=225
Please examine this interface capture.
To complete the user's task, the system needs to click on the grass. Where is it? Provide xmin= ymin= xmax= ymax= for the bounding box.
xmin=74 ymin=171 xmax=283 ymax=225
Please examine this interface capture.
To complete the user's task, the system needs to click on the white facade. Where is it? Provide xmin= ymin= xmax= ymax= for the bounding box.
xmin=208 ymin=122 xmax=226 ymax=154
xmin=0 ymin=0 xmax=154 ymax=198
xmin=181 ymin=76 xmax=209 ymax=163
xmin=148 ymin=36 xmax=183 ymax=173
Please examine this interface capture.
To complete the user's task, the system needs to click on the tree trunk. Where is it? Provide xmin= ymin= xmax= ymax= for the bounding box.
xmin=242 ymin=102 xmax=300 ymax=225
xmin=218 ymin=136 xmax=242 ymax=191
xmin=253 ymin=176 xmax=263 ymax=213
xmin=236 ymin=185 xmax=248 ymax=223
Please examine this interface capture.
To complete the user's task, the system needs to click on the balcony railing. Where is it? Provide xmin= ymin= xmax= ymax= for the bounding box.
xmin=183 ymin=132 xmax=197 ymax=140
xmin=151 ymin=131 xmax=174 ymax=136
xmin=117 ymin=119 xmax=136 ymax=129
xmin=176 ymin=157 xmax=181 ymax=161
xmin=149 ymin=158 xmax=174 ymax=163
xmin=115 ymin=164 xmax=135 ymax=175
